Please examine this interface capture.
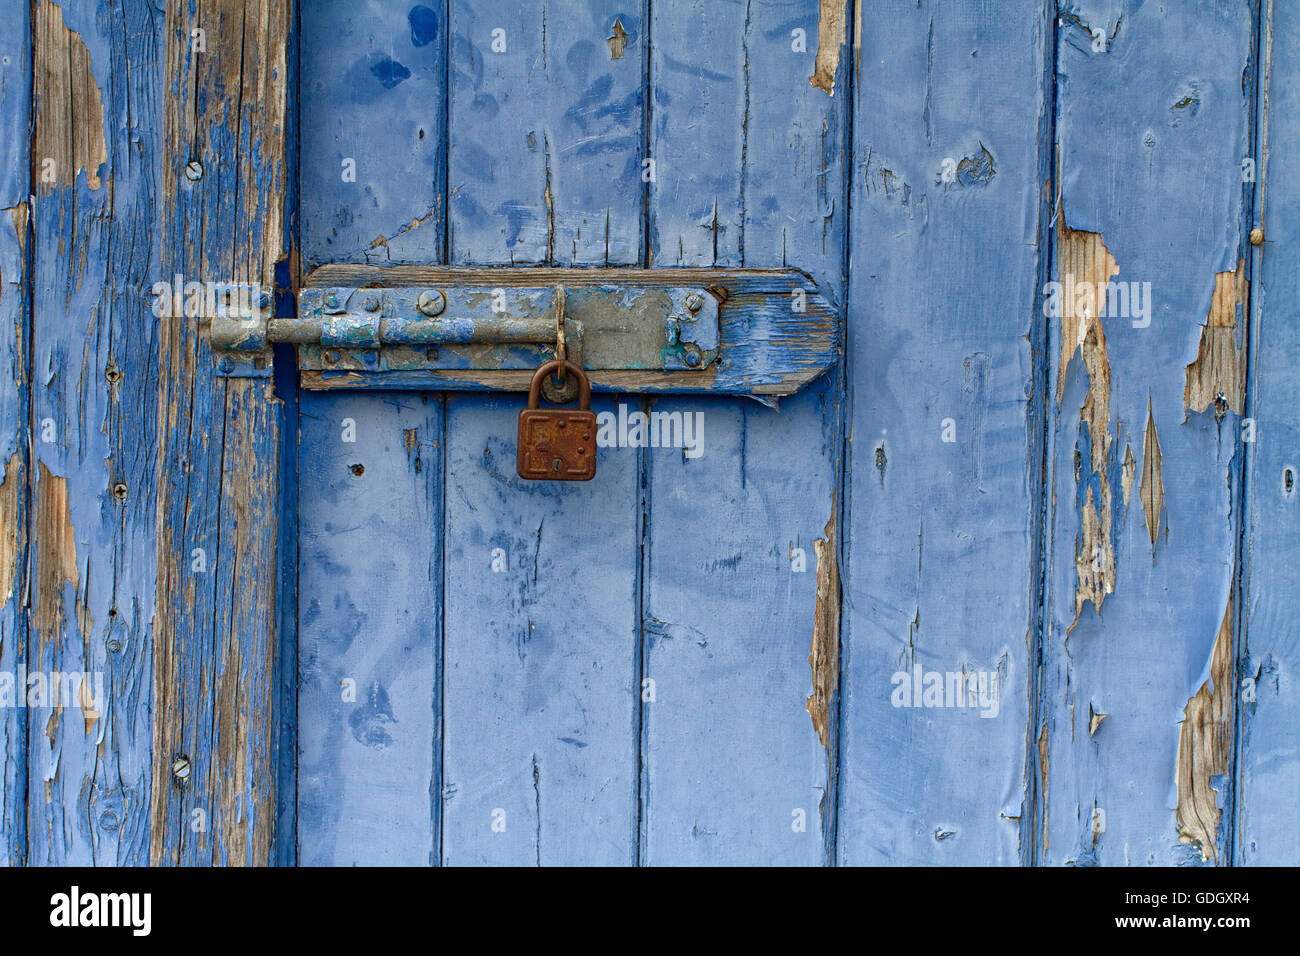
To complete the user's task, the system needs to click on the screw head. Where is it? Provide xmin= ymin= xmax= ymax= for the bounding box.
xmin=218 ymin=357 xmax=235 ymax=374
xmin=685 ymin=350 xmax=702 ymax=368
xmin=112 ymin=482 xmax=128 ymax=501
xmin=363 ymin=295 xmax=380 ymax=312
xmin=324 ymin=349 xmax=341 ymax=365
xmin=417 ymin=289 xmax=446 ymax=317
xmin=1250 ymin=227 xmax=1264 ymax=246
xmin=323 ymin=293 xmax=339 ymax=310
xmin=172 ymin=756 xmax=191 ymax=781
xmin=685 ymin=293 xmax=704 ymax=313
xmin=256 ymin=289 xmax=272 ymax=309
xmin=184 ymin=160 xmax=203 ymax=181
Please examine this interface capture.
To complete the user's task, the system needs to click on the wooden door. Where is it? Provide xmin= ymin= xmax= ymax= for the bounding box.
xmin=0 ymin=0 xmax=1295 ymax=868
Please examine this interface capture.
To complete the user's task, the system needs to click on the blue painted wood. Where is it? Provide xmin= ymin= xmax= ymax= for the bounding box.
xmin=439 ymin=0 xmax=644 ymax=865
xmin=28 ymin=0 xmax=156 ymax=866
xmin=296 ymin=0 xmax=447 ymax=865
xmin=297 ymin=392 xmax=444 ymax=865
xmin=1039 ymin=0 xmax=1256 ymax=865
xmin=838 ymin=0 xmax=1044 ymax=865
xmin=301 ymin=0 xmax=447 ymax=271
xmin=1237 ymin=0 xmax=1300 ymax=866
xmin=448 ymin=1 xmax=643 ymax=266
xmin=151 ymin=0 xmax=289 ymax=864
xmin=0 ymin=0 xmax=31 ymax=869
xmin=641 ymin=0 xmax=845 ymax=865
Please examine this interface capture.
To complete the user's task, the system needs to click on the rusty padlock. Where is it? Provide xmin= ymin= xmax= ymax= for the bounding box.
xmin=517 ymin=359 xmax=597 ymax=481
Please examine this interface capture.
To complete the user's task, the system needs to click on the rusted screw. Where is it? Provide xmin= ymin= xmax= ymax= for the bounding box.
xmin=184 ymin=160 xmax=203 ymax=181
xmin=685 ymin=293 xmax=704 ymax=313
xmin=363 ymin=295 xmax=380 ymax=312
xmin=112 ymin=482 xmax=128 ymax=501
xmin=1250 ymin=227 xmax=1264 ymax=246
xmin=324 ymin=349 xmax=341 ymax=365
xmin=172 ymin=756 xmax=191 ymax=781
xmin=417 ymin=289 xmax=446 ymax=317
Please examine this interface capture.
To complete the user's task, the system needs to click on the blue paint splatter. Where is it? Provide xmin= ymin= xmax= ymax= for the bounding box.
xmin=369 ymin=55 xmax=411 ymax=90
xmin=408 ymin=5 xmax=439 ymax=48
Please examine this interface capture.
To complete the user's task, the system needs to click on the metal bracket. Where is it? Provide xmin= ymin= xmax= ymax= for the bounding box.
xmin=213 ymin=267 xmax=839 ymax=398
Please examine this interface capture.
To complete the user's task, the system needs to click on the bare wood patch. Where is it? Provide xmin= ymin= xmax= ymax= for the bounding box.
xmin=1175 ymin=593 xmax=1234 ymax=862
xmin=810 ymin=0 xmax=847 ymax=94
xmin=35 ymin=1 xmax=107 ymax=191
xmin=1121 ymin=443 xmax=1135 ymax=509
xmin=1184 ymin=260 xmax=1246 ymax=418
xmin=1056 ymin=224 xmax=1119 ymax=628
xmin=806 ymin=515 xmax=840 ymax=748
xmin=0 ymin=451 xmax=20 ymax=608
xmin=1140 ymin=398 xmax=1165 ymax=557
xmin=33 ymin=463 xmax=78 ymax=647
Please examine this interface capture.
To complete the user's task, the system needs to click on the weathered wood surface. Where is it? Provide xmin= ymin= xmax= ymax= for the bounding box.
xmin=150 ymin=0 xmax=289 ymax=865
xmin=640 ymin=0 xmax=845 ymax=865
xmin=440 ymin=0 xmax=643 ymax=865
xmin=1 ymin=0 xmax=1296 ymax=867
xmin=28 ymin=0 xmax=156 ymax=866
xmin=1237 ymin=0 xmax=1300 ymax=866
xmin=1038 ymin=0 xmax=1258 ymax=866
xmin=0 ymin=0 xmax=31 ymax=869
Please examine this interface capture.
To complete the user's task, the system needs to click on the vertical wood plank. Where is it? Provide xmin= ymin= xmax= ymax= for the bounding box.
xmin=1237 ymin=0 xmax=1300 ymax=866
xmin=440 ymin=0 xmax=643 ymax=865
xmin=641 ymin=0 xmax=845 ymax=865
xmin=152 ymin=0 xmax=290 ymax=865
xmin=1039 ymin=0 xmax=1256 ymax=865
xmin=838 ymin=0 xmax=1045 ymax=865
xmin=0 ymin=0 xmax=31 ymax=868
xmin=295 ymin=0 xmax=448 ymax=868
xmin=28 ymin=0 xmax=156 ymax=866
xmin=296 ymin=392 xmax=443 ymax=865
xmin=300 ymin=0 xmax=447 ymax=271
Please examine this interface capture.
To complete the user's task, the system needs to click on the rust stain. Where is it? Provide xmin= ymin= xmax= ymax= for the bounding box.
xmin=1139 ymin=397 xmax=1165 ymax=557
xmin=806 ymin=514 xmax=840 ymax=748
xmin=1056 ymin=224 xmax=1119 ymax=628
xmin=0 ymin=452 xmax=20 ymax=607
xmin=1184 ymin=260 xmax=1246 ymax=418
xmin=35 ymin=0 xmax=107 ymax=192
xmin=33 ymin=463 xmax=79 ymax=647
xmin=810 ymin=0 xmax=848 ymax=94
xmin=1175 ymin=593 xmax=1235 ymax=863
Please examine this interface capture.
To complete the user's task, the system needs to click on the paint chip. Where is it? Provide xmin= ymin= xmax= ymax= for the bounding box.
xmin=1139 ymin=398 xmax=1165 ymax=558
xmin=1175 ymin=593 xmax=1234 ymax=862
xmin=810 ymin=0 xmax=847 ymax=94
xmin=806 ymin=515 xmax=840 ymax=748
xmin=1184 ymin=261 xmax=1246 ymax=419
xmin=35 ymin=1 xmax=107 ymax=191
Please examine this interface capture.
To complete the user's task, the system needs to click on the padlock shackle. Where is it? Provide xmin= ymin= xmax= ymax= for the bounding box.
xmin=528 ymin=359 xmax=590 ymax=410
